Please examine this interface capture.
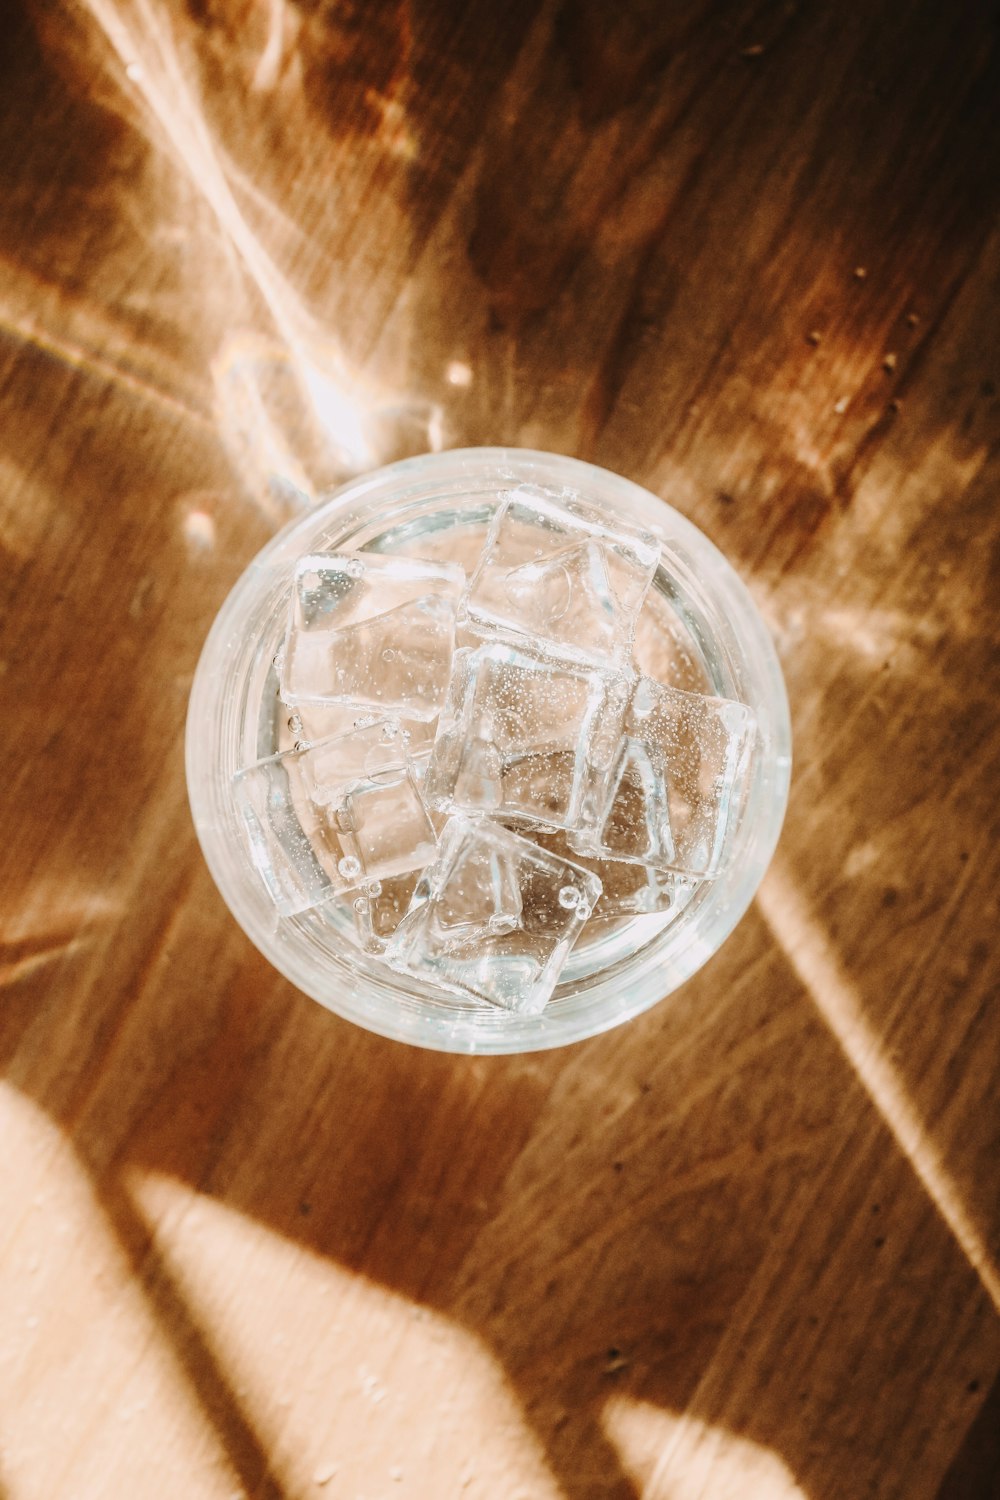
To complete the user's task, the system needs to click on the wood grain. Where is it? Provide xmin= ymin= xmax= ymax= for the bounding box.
xmin=1 ymin=1 xmax=999 ymax=1497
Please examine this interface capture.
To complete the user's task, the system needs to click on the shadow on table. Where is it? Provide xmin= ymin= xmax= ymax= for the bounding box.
xmin=936 ymin=1372 xmax=1000 ymax=1500
xmin=52 ymin=888 xmax=1000 ymax=1500
xmin=19 ymin=879 xmax=994 ymax=1500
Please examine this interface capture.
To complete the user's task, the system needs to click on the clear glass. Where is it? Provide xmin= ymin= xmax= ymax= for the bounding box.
xmin=186 ymin=448 xmax=791 ymax=1053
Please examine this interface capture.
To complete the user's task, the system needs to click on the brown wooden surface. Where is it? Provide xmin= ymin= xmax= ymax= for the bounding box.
xmin=2 ymin=1 xmax=999 ymax=1496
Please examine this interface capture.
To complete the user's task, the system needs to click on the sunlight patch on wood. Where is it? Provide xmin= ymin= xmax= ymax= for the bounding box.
xmin=0 ymin=1087 xmax=248 ymax=1500
xmin=127 ymin=1168 xmax=563 ymax=1499
xmin=757 ymin=861 xmax=1000 ymax=1313
xmin=81 ymin=0 xmax=381 ymax=488
xmin=603 ymin=1395 xmax=807 ymax=1499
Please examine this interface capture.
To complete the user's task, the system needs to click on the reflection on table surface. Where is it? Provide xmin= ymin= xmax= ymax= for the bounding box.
xmin=1 ymin=1 xmax=999 ymax=1497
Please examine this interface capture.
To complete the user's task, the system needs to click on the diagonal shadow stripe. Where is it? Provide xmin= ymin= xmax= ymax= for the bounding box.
xmin=89 ymin=1165 xmax=295 ymax=1500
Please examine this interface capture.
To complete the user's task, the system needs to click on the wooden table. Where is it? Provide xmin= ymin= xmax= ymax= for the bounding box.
xmin=2 ymin=2 xmax=998 ymax=1496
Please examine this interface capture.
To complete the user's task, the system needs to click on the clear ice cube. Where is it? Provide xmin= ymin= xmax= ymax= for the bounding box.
xmin=233 ymin=720 xmax=436 ymax=915
xmin=528 ymin=829 xmax=700 ymax=921
xmin=353 ymin=870 xmax=422 ymax=953
xmin=423 ymin=641 xmax=630 ymax=834
xmin=284 ymin=699 xmax=361 ymax=747
xmin=574 ymin=676 xmax=756 ymax=877
xmin=385 ymin=816 xmax=602 ymax=1014
xmin=461 ymin=484 xmax=660 ymax=665
xmin=280 ymin=552 xmax=465 ymax=720
xmin=286 ymin=701 xmax=439 ymax=758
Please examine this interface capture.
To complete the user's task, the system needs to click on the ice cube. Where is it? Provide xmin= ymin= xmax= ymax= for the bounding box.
xmin=286 ymin=701 xmax=439 ymax=757
xmin=461 ymin=484 xmax=659 ymax=665
xmin=423 ymin=641 xmax=631 ymax=834
xmin=233 ymin=720 xmax=436 ymax=915
xmin=528 ymin=829 xmax=700 ymax=921
xmin=574 ymin=676 xmax=755 ymax=877
xmin=352 ymin=871 xmax=422 ymax=953
xmin=284 ymin=700 xmax=360 ymax=747
xmin=280 ymin=552 xmax=465 ymax=720
xmin=385 ymin=816 xmax=602 ymax=1014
